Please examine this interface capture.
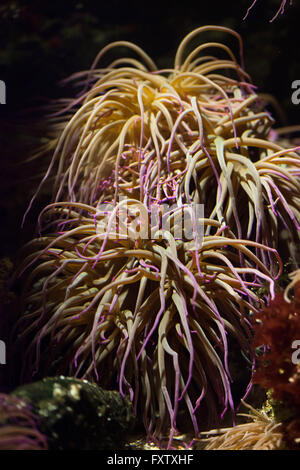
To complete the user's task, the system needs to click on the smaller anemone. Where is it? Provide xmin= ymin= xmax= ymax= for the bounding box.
xmin=0 ymin=393 xmax=47 ymax=450
xmin=252 ymin=275 xmax=300 ymax=408
xmin=197 ymin=401 xmax=283 ymax=450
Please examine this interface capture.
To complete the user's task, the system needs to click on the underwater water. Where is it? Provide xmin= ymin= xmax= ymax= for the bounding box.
xmin=0 ymin=0 xmax=300 ymax=453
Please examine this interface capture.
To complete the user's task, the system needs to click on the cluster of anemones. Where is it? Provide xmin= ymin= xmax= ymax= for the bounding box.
xmin=13 ymin=26 xmax=300 ymax=447
xmin=244 ymin=0 xmax=293 ymax=21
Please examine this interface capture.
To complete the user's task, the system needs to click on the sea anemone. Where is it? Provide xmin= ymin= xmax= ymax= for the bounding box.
xmin=251 ymin=273 xmax=300 ymax=449
xmin=0 ymin=393 xmax=47 ymax=450
xmin=13 ymin=200 xmax=282 ymax=446
xmin=14 ymin=25 xmax=300 ymax=447
xmin=198 ymin=401 xmax=284 ymax=450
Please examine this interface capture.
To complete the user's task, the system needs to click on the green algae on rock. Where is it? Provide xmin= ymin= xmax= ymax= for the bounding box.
xmin=11 ymin=376 xmax=135 ymax=450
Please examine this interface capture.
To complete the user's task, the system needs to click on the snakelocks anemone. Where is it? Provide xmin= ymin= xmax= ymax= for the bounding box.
xmin=14 ymin=26 xmax=300 ymax=447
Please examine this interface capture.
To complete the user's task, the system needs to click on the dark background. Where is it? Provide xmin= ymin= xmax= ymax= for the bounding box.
xmin=0 ymin=0 xmax=300 ymax=256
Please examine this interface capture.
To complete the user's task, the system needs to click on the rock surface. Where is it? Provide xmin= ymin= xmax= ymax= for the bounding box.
xmin=11 ymin=376 xmax=135 ymax=450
